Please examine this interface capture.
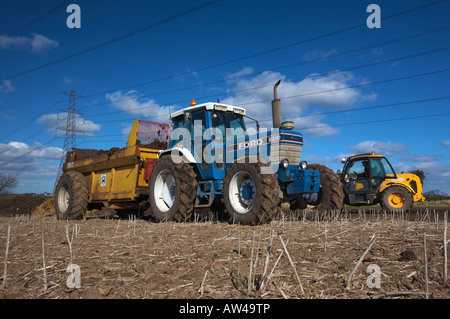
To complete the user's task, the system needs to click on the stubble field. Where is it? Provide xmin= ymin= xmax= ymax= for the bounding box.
xmin=0 ymin=203 xmax=448 ymax=300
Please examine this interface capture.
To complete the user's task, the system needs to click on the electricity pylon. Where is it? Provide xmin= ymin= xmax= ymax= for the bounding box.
xmin=53 ymin=90 xmax=85 ymax=192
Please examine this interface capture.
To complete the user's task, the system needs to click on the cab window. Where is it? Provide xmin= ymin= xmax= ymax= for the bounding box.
xmin=346 ymin=159 xmax=369 ymax=178
xmin=370 ymin=157 xmax=395 ymax=178
xmin=211 ymin=111 xmax=246 ymax=140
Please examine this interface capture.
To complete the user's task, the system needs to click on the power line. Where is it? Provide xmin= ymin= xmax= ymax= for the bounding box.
xmin=0 ymin=101 xmax=60 ymax=142
xmin=86 ymin=94 xmax=450 ymax=126
xmin=258 ymin=95 xmax=450 ymax=123
xmin=1 ymin=0 xmax=71 ymax=37
xmin=77 ymin=110 xmax=450 ymax=140
xmin=0 ymin=119 xmax=60 ymax=156
xmin=5 ymin=63 xmax=446 ymax=150
xmin=3 ymin=2 xmax=447 ymax=141
xmin=81 ymin=45 xmax=450 ymax=117
xmin=1 ymin=0 xmax=221 ymax=80
xmin=0 ymin=137 xmax=59 ymax=166
xmin=81 ymin=65 xmax=450 ymax=121
xmin=3 ymin=96 xmax=443 ymax=166
xmin=239 ymin=67 xmax=450 ymax=107
xmin=297 ymin=112 xmax=450 ymax=131
xmin=2 ymin=0 xmax=443 ymax=84
xmin=78 ymin=1 xmax=449 ymax=100
xmin=81 ymin=29 xmax=450 ymax=110
xmin=6 ymin=9 xmax=447 ymax=140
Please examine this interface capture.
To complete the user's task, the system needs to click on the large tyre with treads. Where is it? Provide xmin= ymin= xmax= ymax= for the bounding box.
xmin=223 ymin=159 xmax=280 ymax=225
xmin=380 ymin=185 xmax=413 ymax=212
xmin=148 ymin=156 xmax=198 ymax=222
xmin=306 ymin=164 xmax=344 ymax=213
xmin=54 ymin=171 xmax=89 ymax=220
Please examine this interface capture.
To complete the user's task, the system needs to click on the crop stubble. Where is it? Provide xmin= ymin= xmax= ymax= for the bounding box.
xmin=0 ymin=209 xmax=448 ymax=299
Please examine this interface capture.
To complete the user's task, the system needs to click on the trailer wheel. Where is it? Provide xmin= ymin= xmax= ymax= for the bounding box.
xmin=148 ymin=156 xmax=197 ymax=222
xmin=380 ymin=185 xmax=413 ymax=212
xmin=54 ymin=171 xmax=89 ymax=220
xmin=306 ymin=164 xmax=344 ymax=214
xmin=223 ymin=160 xmax=280 ymax=225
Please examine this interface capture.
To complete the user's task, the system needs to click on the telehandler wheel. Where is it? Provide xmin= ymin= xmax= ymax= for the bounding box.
xmin=380 ymin=185 xmax=413 ymax=212
xmin=306 ymin=164 xmax=344 ymax=214
xmin=223 ymin=160 xmax=280 ymax=225
xmin=148 ymin=156 xmax=198 ymax=222
xmin=54 ymin=171 xmax=89 ymax=220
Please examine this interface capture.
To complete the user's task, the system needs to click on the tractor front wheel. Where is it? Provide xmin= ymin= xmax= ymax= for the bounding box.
xmin=380 ymin=185 xmax=413 ymax=211
xmin=148 ymin=156 xmax=198 ymax=222
xmin=223 ymin=160 xmax=280 ymax=225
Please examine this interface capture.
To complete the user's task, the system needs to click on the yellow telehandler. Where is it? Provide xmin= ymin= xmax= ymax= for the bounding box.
xmin=339 ymin=153 xmax=425 ymax=211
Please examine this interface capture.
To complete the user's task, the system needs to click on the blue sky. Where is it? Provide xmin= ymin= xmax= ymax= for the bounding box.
xmin=0 ymin=0 xmax=449 ymax=194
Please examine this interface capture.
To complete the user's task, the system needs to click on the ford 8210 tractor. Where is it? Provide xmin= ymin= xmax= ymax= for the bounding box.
xmin=55 ymin=81 xmax=344 ymax=224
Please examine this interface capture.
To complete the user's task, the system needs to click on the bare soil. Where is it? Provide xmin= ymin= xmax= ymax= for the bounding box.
xmin=0 ymin=207 xmax=448 ymax=300
xmin=0 ymin=194 xmax=47 ymax=216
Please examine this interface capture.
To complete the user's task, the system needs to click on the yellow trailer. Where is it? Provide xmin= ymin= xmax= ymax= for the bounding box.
xmin=55 ymin=119 xmax=171 ymax=219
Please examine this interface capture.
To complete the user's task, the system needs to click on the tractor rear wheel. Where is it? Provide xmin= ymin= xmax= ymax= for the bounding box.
xmin=54 ymin=171 xmax=89 ymax=220
xmin=223 ymin=160 xmax=280 ymax=225
xmin=306 ymin=164 xmax=344 ymax=213
xmin=380 ymin=185 xmax=413 ymax=211
xmin=148 ymin=156 xmax=198 ymax=222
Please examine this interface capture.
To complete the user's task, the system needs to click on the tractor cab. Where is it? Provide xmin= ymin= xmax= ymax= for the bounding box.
xmin=166 ymin=100 xmax=248 ymax=180
xmin=340 ymin=153 xmax=397 ymax=205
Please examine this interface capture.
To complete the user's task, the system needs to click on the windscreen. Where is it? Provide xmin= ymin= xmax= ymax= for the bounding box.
xmin=136 ymin=121 xmax=171 ymax=150
xmin=211 ymin=111 xmax=246 ymax=140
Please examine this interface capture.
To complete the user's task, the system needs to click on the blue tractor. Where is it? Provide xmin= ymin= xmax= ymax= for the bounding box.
xmin=147 ymin=81 xmax=344 ymax=225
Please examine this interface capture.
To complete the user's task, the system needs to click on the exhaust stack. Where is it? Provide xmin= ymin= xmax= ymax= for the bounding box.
xmin=271 ymin=79 xmax=282 ymax=129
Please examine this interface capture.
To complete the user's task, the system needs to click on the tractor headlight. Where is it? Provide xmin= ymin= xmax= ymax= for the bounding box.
xmin=300 ymin=161 xmax=308 ymax=169
xmin=281 ymin=159 xmax=289 ymax=169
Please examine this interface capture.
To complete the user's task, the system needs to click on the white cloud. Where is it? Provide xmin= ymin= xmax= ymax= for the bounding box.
xmin=62 ymin=76 xmax=76 ymax=85
xmin=302 ymin=49 xmax=337 ymax=62
xmin=371 ymin=48 xmax=384 ymax=56
xmin=105 ymin=90 xmax=174 ymax=121
xmin=221 ymin=68 xmax=366 ymax=137
xmin=441 ymin=140 xmax=450 ymax=147
xmin=225 ymin=67 xmax=255 ymax=82
xmin=393 ymin=161 xmax=450 ymax=194
xmin=0 ymin=33 xmax=58 ymax=54
xmin=0 ymin=35 xmax=29 ymax=50
xmin=0 ymin=141 xmax=65 ymax=193
xmin=0 ymin=79 xmax=15 ymax=93
xmin=0 ymin=107 xmax=14 ymax=120
xmin=400 ymin=154 xmax=441 ymax=162
xmin=37 ymin=113 xmax=100 ymax=136
xmin=0 ymin=141 xmax=63 ymax=160
xmin=30 ymin=33 xmax=58 ymax=53
xmin=349 ymin=140 xmax=409 ymax=156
